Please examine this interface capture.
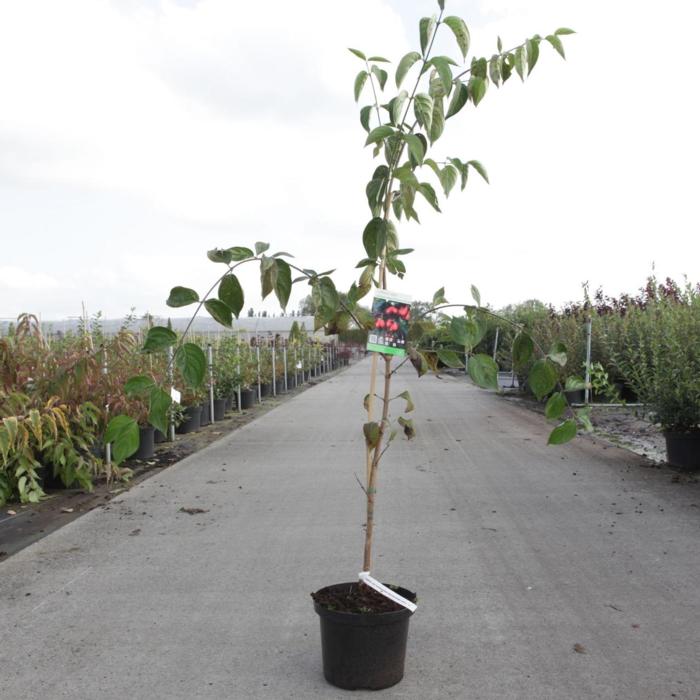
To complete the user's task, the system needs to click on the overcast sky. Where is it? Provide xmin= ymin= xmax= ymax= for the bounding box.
xmin=1 ymin=0 xmax=698 ymax=321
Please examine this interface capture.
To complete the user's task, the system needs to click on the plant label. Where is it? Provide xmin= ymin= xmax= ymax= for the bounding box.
xmin=367 ymin=290 xmax=412 ymax=357
xmin=170 ymin=387 xmax=181 ymax=403
xmin=358 ymin=571 xmax=417 ymax=612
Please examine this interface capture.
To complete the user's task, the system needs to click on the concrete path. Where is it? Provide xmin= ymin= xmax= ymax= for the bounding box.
xmin=1 ymin=360 xmax=699 ymax=699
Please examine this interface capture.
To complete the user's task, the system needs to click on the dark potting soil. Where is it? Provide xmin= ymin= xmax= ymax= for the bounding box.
xmin=311 ymin=582 xmax=404 ymax=614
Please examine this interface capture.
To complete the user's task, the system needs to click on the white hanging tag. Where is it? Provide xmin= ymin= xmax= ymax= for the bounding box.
xmin=170 ymin=387 xmax=181 ymax=403
xmin=358 ymin=571 xmax=417 ymax=612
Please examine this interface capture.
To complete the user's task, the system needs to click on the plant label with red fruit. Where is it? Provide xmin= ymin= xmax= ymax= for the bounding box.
xmin=367 ymin=290 xmax=412 ymax=357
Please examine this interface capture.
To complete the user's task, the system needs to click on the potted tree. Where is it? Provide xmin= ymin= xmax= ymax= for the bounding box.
xmin=110 ymin=2 xmax=579 ymax=690
xmin=612 ymin=278 xmax=700 ymax=470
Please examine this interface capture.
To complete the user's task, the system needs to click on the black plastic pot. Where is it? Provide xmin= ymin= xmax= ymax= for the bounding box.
xmin=664 ymin=431 xmax=700 ymax=471
xmin=275 ymin=379 xmax=285 ymax=394
xmin=313 ymin=582 xmax=416 ymax=690
xmin=229 ymin=393 xmax=238 ymax=411
xmin=134 ymin=426 xmax=155 ymax=460
xmin=239 ymin=389 xmax=254 ymax=409
xmin=288 ymin=375 xmax=297 ymax=389
xmin=176 ymin=405 xmax=202 ymax=434
xmin=154 ymin=428 xmax=168 ymax=444
xmin=260 ymin=382 xmax=271 ymax=397
xmin=564 ymin=389 xmax=585 ymax=404
xmin=213 ymin=398 xmax=227 ymax=421
xmin=200 ymin=402 xmax=211 ymax=426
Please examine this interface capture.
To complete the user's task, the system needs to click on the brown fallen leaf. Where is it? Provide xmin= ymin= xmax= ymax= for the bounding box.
xmin=573 ymin=643 xmax=587 ymax=654
xmin=179 ymin=507 xmax=209 ymax=515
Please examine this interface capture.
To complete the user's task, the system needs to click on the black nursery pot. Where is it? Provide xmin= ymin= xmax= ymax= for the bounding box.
xmin=275 ymin=379 xmax=285 ymax=394
xmin=260 ymin=382 xmax=271 ymax=397
xmin=134 ymin=426 xmax=155 ymax=460
xmin=664 ymin=431 xmax=700 ymax=471
xmin=154 ymin=428 xmax=168 ymax=443
xmin=213 ymin=398 xmax=227 ymax=421
xmin=313 ymin=582 xmax=416 ymax=691
xmin=240 ymin=389 xmax=255 ymax=409
xmin=176 ymin=405 xmax=202 ymax=434
xmin=200 ymin=402 xmax=211 ymax=426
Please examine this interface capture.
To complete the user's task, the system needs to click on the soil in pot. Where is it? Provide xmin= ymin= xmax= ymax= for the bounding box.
xmin=213 ymin=398 xmax=227 ymax=421
xmin=133 ymin=426 xmax=155 ymax=460
xmin=176 ymin=405 xmax=202 ymax=434
xmin=312 ymin=581 xmax=416 ymax=691
xmin=664 ymin=431 xmax=700 ymax=471
xmin=240 ymin=389 xmax=255 ymax=409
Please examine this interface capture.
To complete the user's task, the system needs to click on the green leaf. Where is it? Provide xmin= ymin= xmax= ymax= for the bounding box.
xmin=218 ymin=274 xmax=244 ymax=319
xmin=391 ymin=90 xmax=408 ymax=126
xmin=471 ymin=284 xmax=481 ymax=306
xmin=439 ymin=164 xmax=458 ymax=196
xmin=363 ymin=421 xmax=381 ymax=449
xmin=429 ymin=96 xmax=445 ymax=143
xmin=255 ymin=241 xmax=270 ymax=255
xmin=354 ymin=70 xmax=369 ymax=102
xmin=443 ymin=16 xmax=470 ymax=59
xmin=468 ymin=354 xmax=499 ymax=390
xmin=397 ymin=416 xmax=416 ymax=440
xmin=207 ymin=248 xmax=231 ymax=264
xmin=497 ymin=36 xmax=503 ymax=52
xmin=365 ymin=125 xmax=394 ymax=146
xmin=148 ymin=387 xmax=171 ymax=435
xmin=368 ymin=55 xmax=391 ymax=62
xmin=105 ymin=415 xmax=139 ymax=465
xmin=512 ymin=332 xmax=534 ymax=367
xmin=348 ymin=48 xmax=366 ymax=60
xmin=260 ymin=255 xmax=277 ymax=299
xmin=446 ymin=81 xmax=468 ymax=118
xmin=413 ymin=93 xmax=433 ymax=132
xmin=228 ymin=246 xmax=255 ymax=261
xmin=397 ymin=390 xmax=415 ymax=413
xmin=204 ymin=299 xmax=232 ymax=328
xmin=143 ymin=326 xmax=177 ymax=352
xmin=396 ymin=51 xmax=422 ymax=88
xmin=545 ymin=391 xmax=567 ymax=420
xmin=450 ymin=317 xmax=484 ymax=350
xmin=514 ymin=45 xmax=526 ymax=81
xmin=528 ymin=359 xmax=558 ymax=400
xmin=468 ymin=76 xmax=487 ymax=106
xmin=565 ymin=376 xmax=587 ymax=391
xmin=360 ymin=105 xmax=372 ymax=133
xmin=488 ymin=56 xmax=502 ymax=87
xmin=166 ymin=286 xmax=199 ymax=308
xmin=371 ymin=65 xmax=388 ymax=91
xmin=417 ymin=182 xmax=441 ymax=212
xmin=403 ymin=133 xmax=425 ymax=164
xmin=175 ymin=343 xmax=206 ymax=388
xmin=433 ymin=287 xmax=447 ymax=306
xmin=526 ymin=38 xmax=539 ymax=75
xmin=545 ymin=34 xmax=566 ymax=59
xmin=274 ymin=259 xmax=292 ymax=310
xmin=547 ymin=419 xmax=577 ymax=445
xmin=437 ymin=348 xmax=464 ymax=368
xmin=362 ymin=218 xmax=387 ymax=259
xmin=124 ymin=375 xmax=155 ymax=397
xmin=554 ymin=27 xmax=576 ymax=36
xmin=430 ymin=56 xmax=453 ymax=94
xmin=548 ymin=341 xmax=567 ymax=367
xmin=576 ymin=406 xmax=594 ymax=432
xmin=419 ymin=15 xmax=436 ymax=56
xmin=467 ymin=160 xmax=489 ymax=183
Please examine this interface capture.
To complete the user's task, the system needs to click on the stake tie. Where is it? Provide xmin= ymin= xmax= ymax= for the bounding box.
xmin=358 ymin=571 xmax=417 ymax=612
